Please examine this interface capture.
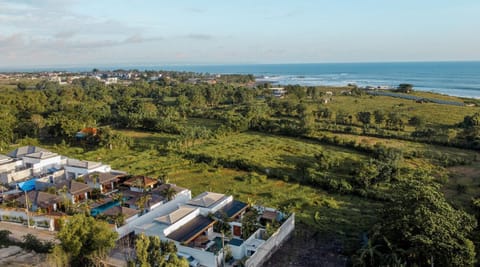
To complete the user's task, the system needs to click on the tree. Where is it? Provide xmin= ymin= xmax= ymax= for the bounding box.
xmin=162 ymin=186 xmax=177 ymax=201
xmin=356 ymin=111 xmax=371 ymax=132
xmin=373 ymin=110 xmax=385 ymax=125
xmin=408 ymin=115 xmax=425 ymax=128
xmin=135 ymin=234 xmax=187 ymax=267
xmin=17 ymin=82 xmax=27 ymax=91
xmin=396 ymin=83 xmax=413 ymax=93
xmin=241 ymin=209 xmax=259 ymax=239
xmin=355 ymin=181 xmax=477 ymax=266
xmin=57 ymin=213 xmax=118 ymax=266
xmin=135 ymin=234 xmax=150 ymax=267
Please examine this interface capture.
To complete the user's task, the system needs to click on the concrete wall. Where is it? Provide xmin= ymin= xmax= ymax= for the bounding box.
xmin=0 ymin=160 xmax=17 ymax=174
xmin=177 ymin=243 xmax=221 ymax=267
xmin=245 ymin=213 xmax=295 ymax=267
xmin=228 ymin=241 xmax=245 ymax=260
xmin=64 ymin=164 xmax=111 ymax=179
xmin=117 ymin=189 xmax=191 ymax=239
xmin=24 ymin=156 xmax=62 ymax=175
xmin=0 ymin=208 xmax=55 ymax=231
xmin=3 ymin=168 xmax=32 ymax=184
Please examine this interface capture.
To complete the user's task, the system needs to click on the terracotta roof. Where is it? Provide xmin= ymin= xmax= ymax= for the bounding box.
xmin=83 ymin=172 xmax=120 ymax=184
xmin=188 ymin=192 xmax=225 ymax=208
xmin=123 ymin=176 xmax=158 ymax=188
xmin=102 ymin=206 xmax=139 ymax=218
xmin=56 ymin=180 xmax=92 ymax=195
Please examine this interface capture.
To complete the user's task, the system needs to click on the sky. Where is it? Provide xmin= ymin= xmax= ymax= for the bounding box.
xmin=1 ymin=0 xmax=480 ymax=68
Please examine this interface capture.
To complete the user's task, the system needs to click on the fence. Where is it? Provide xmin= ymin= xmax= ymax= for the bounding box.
xmin=245 ymin=213 xmax=295 ymax=267
xmin=0 ymin=208 xmax=55 ymax=231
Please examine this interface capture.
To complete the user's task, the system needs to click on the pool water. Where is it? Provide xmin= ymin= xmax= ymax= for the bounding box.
xmin=91 ymin=200 xmax=120 ymax=216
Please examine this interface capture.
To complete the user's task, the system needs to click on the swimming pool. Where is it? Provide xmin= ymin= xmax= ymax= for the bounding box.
xmin=91 ymin=200 xmax=120 ymax=216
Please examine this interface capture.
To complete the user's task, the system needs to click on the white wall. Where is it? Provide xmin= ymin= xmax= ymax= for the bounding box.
xmin=0 ymin=208 xmax=55 ymax=231
xmin=197 ymin=195 xmax=233 ymax=216
xmin=245 ymin=213 xmax=295 ymax=267
xmin=177 ymin=243 xmax=221 ymax=267
xmin=23 ymin=155 xmax=62 ymax=175
xmin=228 ymin=242 xmax=245 ymax=260
xmin=3 ymin=168 xmax=32 ymax=184
xmin=0 ymin=161 xmax=17 ymax=174
xmin=163 ymin=208 xmax=200 ymax=236
xmin=64 ymin=164 xmax=111 ymax=179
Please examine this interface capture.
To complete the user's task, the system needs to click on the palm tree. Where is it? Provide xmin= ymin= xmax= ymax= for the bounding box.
xmin=162 ymin=186 xmax=176 ymax=201
xmin=75 ymin=199 xmax=93 ymax=215
xmin=135 ymin=194 xmax=151 ymax=214
xmin=58 ymin=185 xmax=71 ymax=212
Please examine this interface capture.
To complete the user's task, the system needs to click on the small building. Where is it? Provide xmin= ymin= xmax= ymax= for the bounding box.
xmin=56 ymin=180 xmax=92 ymax=204
xmin=187 ymin=192 xmax=232 ymax=216
xmin=21 ymin=151 xmax=62 ymax=176
xmin=83 ymin=171 xmax=123 ymax=194
xmin=123 ymin=176 xmax=158 ymax=192
xmin=269 ymin=87 xmax=286 ymax=98
xmin=16 ymin=190 xmax=62 ymax=213
xmin=64 ymin=159 xmax=111 ymax=179
xmin=102 ymin=206 xmax=140 ymax=225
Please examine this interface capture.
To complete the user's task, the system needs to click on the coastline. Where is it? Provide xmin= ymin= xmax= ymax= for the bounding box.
xmin=1 ymin=61 xmax=479 ymax=99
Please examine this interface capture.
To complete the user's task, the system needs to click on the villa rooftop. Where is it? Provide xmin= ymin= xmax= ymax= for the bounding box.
xmin=188 ymin=192 xmax=226 ymax=208
xmin=67 ymin=159 xmax=102 ymax=169
xmin=8 ymin=146 xmax=49 ymax=158
xmin=23 ymin=151 xmax=59 ymax=160
xmin=0 ymin=154 xmax=13 ymax=165
xmin=215 ymin=200 xmax=248 ymax=219
xmin=83 ymin=171 xmax=121 ymax=184
xmin=16 ymin=191 xmax=61 ymax=208
xmin=103 ymin=206 xmax=139 ymax=218
xmin=166 ymin=215 xmax=215 ymax=243
xmin=155 ymin=206 xmax=196 ymax=225
xmin=56 ymin=180 xmax=91 ymax=194
xmin=124 ymin=176 xmax=158 ymax=188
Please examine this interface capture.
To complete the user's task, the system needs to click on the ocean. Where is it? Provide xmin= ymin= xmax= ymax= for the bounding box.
xmin=157 ymin=62 xmax=480 ymax=98
xmin=5 ymin=61 xmax=480 ymax=98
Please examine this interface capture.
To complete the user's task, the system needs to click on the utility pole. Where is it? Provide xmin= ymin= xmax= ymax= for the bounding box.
xmin=222 ymin=231 xmax=225 ymax=267
xmin=24 ymin=189 xmax=31 ymax=228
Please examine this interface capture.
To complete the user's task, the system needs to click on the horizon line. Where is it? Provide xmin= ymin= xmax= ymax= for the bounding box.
xmin=1 ymin=59 xmax=480 ymax=72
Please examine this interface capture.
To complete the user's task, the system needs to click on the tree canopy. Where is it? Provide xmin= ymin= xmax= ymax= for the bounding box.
xmin=57 ymin=213 xmax=118 ymax=266
xmin=355 ymin=180 xmax=477 ymax=266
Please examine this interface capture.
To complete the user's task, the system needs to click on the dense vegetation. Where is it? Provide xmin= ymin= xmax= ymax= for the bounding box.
xmin=1 ymin=73 xmax=480 ymax=265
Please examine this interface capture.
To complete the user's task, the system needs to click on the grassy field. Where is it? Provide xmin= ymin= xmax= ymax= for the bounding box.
xmin=41 ymin=130 xmax=380 ymax=248
xmin=188 ymin=131 xmax=367 ymax=178
xmin=321 ymin=94 xmax=479 ymax=126
xmin=444 ymin=164 xmax=480 ymax=211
